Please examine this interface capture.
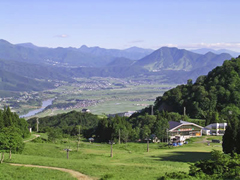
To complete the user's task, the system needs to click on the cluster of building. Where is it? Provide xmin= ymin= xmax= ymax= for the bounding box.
xmin=168 ymin=120 xmax=227 ymax=144
xmin=83 ymin=108 xmax=226 ymax=145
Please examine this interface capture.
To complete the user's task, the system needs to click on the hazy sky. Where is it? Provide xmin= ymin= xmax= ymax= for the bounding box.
xmin=1 ymin=0 xmax=240 ymax=51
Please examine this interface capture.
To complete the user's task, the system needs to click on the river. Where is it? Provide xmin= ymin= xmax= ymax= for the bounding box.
xmin=20 ymin=99 xmax=54 ymax=118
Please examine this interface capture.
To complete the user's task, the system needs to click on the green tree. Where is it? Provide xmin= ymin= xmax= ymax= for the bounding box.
xmin=0 ymin=111 xmax=3 ymax=129
xmin=140 ymin=125 xmax=151 ymax=140
xmin=0 ymin=127 xmax=24 ymax=162
xmin=121 ymin=128 xmax=129 ymax=144
xmin=187 ymin=79 xmax=193 ymax=86
xmin=222 ymin=114 xmax=239 ymax=154
xmin=3 ymin=106 xmax=13 ymax=127
xmin=154 ymin=111 xmax=169 ymax=142
xmin=47 ymin=128 xmax=62 ymax=143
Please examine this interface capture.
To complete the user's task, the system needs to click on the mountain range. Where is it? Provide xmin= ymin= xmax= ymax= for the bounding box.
xmin=191 ymin=48 xmax=240 ymax=58
xmin=0 ymin=39 xmax=236 ymax=94
xmin=0 ymin=39 xmax=153 ymax=67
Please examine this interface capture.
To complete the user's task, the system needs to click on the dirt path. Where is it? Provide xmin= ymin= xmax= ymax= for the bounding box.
xmin=10 ymin=163 xmax=92 ymax=180
xmin=24 ymin=134 xmax=40 ymax=142
xmin=194 ymin=136 xmax=210 ymax=144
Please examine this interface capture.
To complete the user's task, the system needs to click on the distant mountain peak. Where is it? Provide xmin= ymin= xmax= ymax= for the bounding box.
xmin=204 ymin=51 xmax=215 ymax=55
xmin=134 ymin=46 xmax=232 ymax=72
xmin=0 ymin=39 xmax=9 ymax=43
xmin=80 ymin=45 xmax=88 ymax=49
xmin=191 ymin=48 xmax=240 ymax=58
xmin=16 ymin=42 xmax=38 ymax=49
xmin=0 ymin=39 xmax=11 ymax=45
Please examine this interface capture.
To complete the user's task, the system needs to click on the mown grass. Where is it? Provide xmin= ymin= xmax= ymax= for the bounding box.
xmin=0 ymin=163 xmax=76 ymax=180
xmin=5 ymin=135 xmax=222 ymax=180
xmin=206 ymin=135 xmax=223 ymax=141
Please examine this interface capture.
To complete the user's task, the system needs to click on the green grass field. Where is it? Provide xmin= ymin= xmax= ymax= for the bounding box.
xmin=0 ymin=163 xmax=76 ymax=180
xmin=2 ymin=135 xmax=222 ymax=180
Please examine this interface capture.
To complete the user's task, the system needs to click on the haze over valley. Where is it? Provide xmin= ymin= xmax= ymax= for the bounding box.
xmin=0 ymin=39 xmax=237 ymax=116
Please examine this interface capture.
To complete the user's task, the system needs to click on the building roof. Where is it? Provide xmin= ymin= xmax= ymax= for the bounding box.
xmin=168 ymin=120 xmax=203 ymax=131
xmin=169 ymin=121 xmax=182 ymax=130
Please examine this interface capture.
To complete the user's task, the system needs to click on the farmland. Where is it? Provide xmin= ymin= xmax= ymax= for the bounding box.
xmin=0 ymin=77 xmax=177 ymax=118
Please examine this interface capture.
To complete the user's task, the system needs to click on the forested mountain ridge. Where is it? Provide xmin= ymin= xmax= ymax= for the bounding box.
xmin=78 ymin=45 xmax=154 ymax=60
xmin=134 ymin=47 xmax=232 ymax=72
xmin=0 ymin=59 xmax=73 ymax=82
xmin=154 ymin=56 xmax=240 ymax=123
xmin=0 ymin=39 xmax=232 ymax=71
xmin=0 ymin=69 xmax=54 ymax=91
xmin=0 ymin=39 xmax=153 ymax=67
xmin=0 ymin=39 xmax=235 ymax=93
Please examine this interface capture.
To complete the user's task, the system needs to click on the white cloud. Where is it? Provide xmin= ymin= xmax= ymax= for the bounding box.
xmin=179 ymin=42 xmax=240 ymax=50
xmin=55 ymin=34 xmax=69 ymax=38
xmin=128 ymin=40 xmax=145 ymax=44
xmin=153 ymin=42 xmax=240 ymax=51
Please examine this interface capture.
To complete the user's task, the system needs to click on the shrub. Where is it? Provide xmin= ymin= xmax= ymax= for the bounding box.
xmin=100 ymin=174 xmax=114 ymax=180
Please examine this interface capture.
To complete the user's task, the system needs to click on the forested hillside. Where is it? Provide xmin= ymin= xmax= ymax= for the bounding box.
xmin=0 ymin=106 xmax=30 ymax=138
xmin=27 ymin=111 xmax=99 ymax=137
xmin=0 ymin=69 xmax=54 ymax=92
xmin=154 ymin=56 xmax=240 ymax=124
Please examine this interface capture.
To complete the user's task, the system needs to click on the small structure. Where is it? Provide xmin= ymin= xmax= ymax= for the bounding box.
xmin=88 ymin=137 xmax=94 ymax=143
xmin=168 ymin=120 xmax=203 ymax=140
xmin=212 ymin=139 xmax=221 ymax=143
xmin=63 ymin=148 xmax=72 ymax=159
xmin=203 ymin=123 xmax=227 ymax=135
xmin=108 ymin=111 xmax=136 ymax=118
xmin=202 ymin=128 xmax=211 ymax=135
xmin=152 ymin=136 xmax=160 ymax=143
xmin=172 ymin=135 xmax=186 ymax=144
xmin=82 ymin=108 xmax=90 ymax=113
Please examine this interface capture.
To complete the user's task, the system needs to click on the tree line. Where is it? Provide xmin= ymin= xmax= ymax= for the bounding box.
xmin=0 ymin=107 xmax=30 ymax=162
xmin=28 ymin=110 xmax=188 ymax=143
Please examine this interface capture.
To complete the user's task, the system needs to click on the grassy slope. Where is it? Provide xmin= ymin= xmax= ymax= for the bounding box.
xmin=5 ymin=135 xmax=222 ymax=180
xmin=0 ymin=163 xmax=76 ymax=180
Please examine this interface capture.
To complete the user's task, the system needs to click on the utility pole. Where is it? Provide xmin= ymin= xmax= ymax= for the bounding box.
xmin=110 ymin=141 xmax=113 ymax=157
xmin=147 ymin=139 xmax=149 ymax=152
xmin=77 ymin=125 xmax=80 ymax=152
xmin=184 ymin=107 xmax=186 ymax=116
xmin=36 ymin=118 xmax=39 ymax=132
xmin=118 ymin=129 xmax=121 ymax=144
xmin=151 ymin=105 xmax=154 ymax=115
xmin=64 ymin=148 xmax=71 ymax=159
xmin=166 ymin=129 xmax=169 ymax=144
xmin=146 ymin=137 xmax=150 ymax=152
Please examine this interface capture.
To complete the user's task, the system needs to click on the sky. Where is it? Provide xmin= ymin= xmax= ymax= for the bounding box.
xmin=1 ymin=0 xmax=240 ymax=51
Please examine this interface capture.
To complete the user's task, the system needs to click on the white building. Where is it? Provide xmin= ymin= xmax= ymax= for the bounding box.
xmin=203 ymin=123 xmax=227 ymax=135
xmin=168 ymin=120 xmax=203 ymax=139
xmin=82 ymin=108 xmax=91 ymax=113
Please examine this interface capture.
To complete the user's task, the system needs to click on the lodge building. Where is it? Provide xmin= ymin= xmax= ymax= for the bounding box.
xmin=168 ymin=120 xmax=203 ymax=139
